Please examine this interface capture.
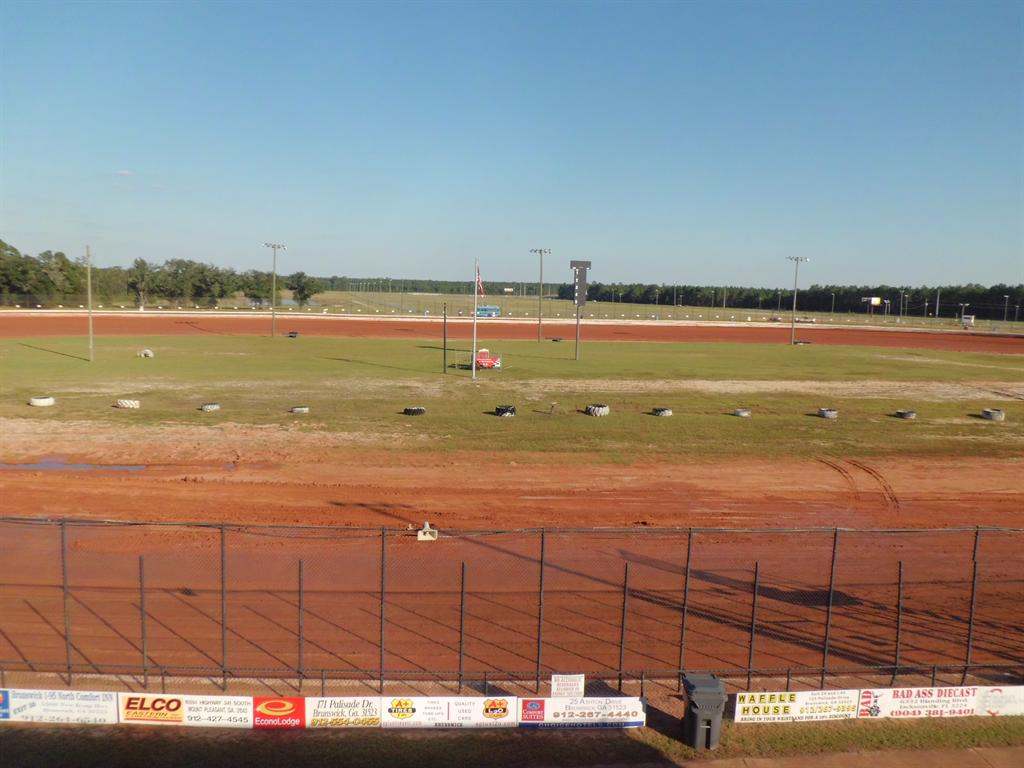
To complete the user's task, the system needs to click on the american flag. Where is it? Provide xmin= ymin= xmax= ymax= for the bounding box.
xmin=475 ymin=265 xmax=485 ymax=296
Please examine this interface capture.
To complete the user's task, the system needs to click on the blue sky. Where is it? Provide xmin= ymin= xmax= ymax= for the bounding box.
xmin=1 ymin=0 xmax=1021 ymax=287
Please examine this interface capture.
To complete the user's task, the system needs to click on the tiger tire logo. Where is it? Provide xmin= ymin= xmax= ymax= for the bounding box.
xmin=483 ymin=699 xmax=510 ymax=720
xmin=388 ymin=698 xmax=416 ymax=720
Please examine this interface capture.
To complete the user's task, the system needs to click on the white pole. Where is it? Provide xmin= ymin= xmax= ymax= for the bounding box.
xmin=471 ymin=259 xmax=479 ymax=381
xmin=86 ymin=245 xmax=94 ymax=362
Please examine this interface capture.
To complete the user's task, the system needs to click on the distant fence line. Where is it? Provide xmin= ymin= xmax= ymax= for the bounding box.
xmin=0 ymin=519 xmax=1021 ymax=693
xmin=4 ymin=294 xmax=1021 ymax=332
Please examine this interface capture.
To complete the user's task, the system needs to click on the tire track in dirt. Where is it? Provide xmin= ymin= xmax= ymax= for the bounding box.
xmin=846 ymin=459 xmax=901 ymax=515
xmin=816 ymin=457 xmax=862 ymax=502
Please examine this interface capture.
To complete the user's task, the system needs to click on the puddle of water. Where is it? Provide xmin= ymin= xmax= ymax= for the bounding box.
xmin=0 ymin=456 xmax=146 ymax=472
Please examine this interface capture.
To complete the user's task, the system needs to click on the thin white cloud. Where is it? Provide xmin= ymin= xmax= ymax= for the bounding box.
xmin=113 ymin=170 xmax=134 ymax=177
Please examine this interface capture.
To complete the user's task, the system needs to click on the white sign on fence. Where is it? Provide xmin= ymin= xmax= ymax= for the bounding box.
xmin=551 ymin=674 xmax=586 ymax=698
xmin=181 ymin=695 xmax=253 ymax=728
xmin=857 ymin=687 xmax=983 ymax=719
xmin=518 ymin=697 xmax=645 ymax=728
xmin=305 ymin=697 xmax=382 ymax=728
xmin=734 ymin=689 xmax=859 ymax=723
xmin=381 ymin=697 xmax=517 ymax=729
xmin=1 ymin=689 xmax=118 ymax=724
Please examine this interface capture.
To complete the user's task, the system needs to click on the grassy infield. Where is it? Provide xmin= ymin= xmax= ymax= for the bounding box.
xmin=1 ymin=331 xmax=1022 ymax=764
xmin=1 ymin=333 xmax=1022 ymax=459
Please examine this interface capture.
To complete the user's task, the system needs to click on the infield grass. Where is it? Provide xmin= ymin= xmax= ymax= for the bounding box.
xmin=2 ymin=334 xmax=1021 ymax=458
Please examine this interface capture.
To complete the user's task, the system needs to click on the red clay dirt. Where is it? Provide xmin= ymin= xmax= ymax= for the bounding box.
xmin=0 ymin=314 xmax=1021 ymax=689
xmin=2 ymin=311 xmax=1023 ymax=353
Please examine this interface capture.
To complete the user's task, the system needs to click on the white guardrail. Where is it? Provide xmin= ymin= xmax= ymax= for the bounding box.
xmin=0 ymin=690 xmax=645 ymax=730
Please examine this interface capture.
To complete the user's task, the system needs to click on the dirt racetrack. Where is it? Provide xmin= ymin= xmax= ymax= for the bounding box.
xmin=1 ymin=313 xmax=1022 ymax=689
xmin=2 ymin=311 xmax=1023 ymax=354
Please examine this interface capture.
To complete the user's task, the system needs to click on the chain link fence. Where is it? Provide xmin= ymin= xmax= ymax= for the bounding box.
xmin=0 ymin=519 xmax=1021 ymax=693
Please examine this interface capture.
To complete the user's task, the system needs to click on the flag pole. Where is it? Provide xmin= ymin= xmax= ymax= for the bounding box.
xmin=471 ymin=259 xmax=479 ymax=380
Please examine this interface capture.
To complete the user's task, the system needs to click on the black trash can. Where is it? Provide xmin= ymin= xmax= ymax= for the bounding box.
xmin=681 ymin=673 xmax=727 ymax=750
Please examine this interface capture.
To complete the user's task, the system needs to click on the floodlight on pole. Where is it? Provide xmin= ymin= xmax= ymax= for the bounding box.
xmin=529 ymin=249 xmax=550 ymax=342
xmin=263 ymin=242 xmax=286 ymax=337
xmin=786 ymin=256 xmax=810 ymax=345
xmin=1003 ymin=295 xmax=1010 ymax=322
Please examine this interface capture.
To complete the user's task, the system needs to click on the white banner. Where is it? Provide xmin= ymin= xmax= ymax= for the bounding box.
xmin=381 ymin=696 xmax=517 ymax=729
xmin=734 ymin=689 xmax=859 ymax=723
xmin=305 ymin=697 xmax=381 ymax=728
xmin=857 ymin=686 xmax=982 ymax=719
xmin=181 ymin=695 xmax=253 ymax=728
xmin=977 ymin=687 xmax=1024 ymax=717
xmin=1 ymin=689 xmax=118 ymax=724
xmin=518 ymin=697 xmax=645 ymax=728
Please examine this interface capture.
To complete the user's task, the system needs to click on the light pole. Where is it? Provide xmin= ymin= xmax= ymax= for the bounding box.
xmin=899 ymin=290 xmax=905 ymax=321
xmin=830 ymin=292 xmax=835 ymax=316
xmin=86 ymin=245 xmax=94 ymax=362
xmin=1015 ymin=304 xmax=1020 ymax=323
xmin=1003 ymin=295 xmax=1010 ymax=322
xmin=530 ymin=248 xmax=550 ymax=342
xmin=776 ymin=289 xmax=782 ymax=313
xmin=786 ymin=256 xmax=809 ymax=345
xmin=263 ymin=242 xmax=286 ymax=337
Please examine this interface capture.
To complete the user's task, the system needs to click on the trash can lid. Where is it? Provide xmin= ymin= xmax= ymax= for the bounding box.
xmin=682 ymin=673 xmax=727 ymax=698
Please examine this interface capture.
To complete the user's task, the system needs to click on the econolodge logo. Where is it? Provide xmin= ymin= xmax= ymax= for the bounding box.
xmin=520 ymin=699 xmax=545 ymax=722
xmin=121 ymin=695 xmax=185 ymax=723
xmin=387 ymin=698 xmax=416 ymax=720
xmin=253 ymin=697 xmax=305 ymax=729
xmin=482 ymin=698 xmax=509 ymax=719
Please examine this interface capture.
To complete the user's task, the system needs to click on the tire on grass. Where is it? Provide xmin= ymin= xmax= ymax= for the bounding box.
xmin=585 ymin=404 xmax=610 ymax=417
xmin=28 ymin=396 xmax=56 ymax=407
xmin=404 ymin=406 xmax=426 ymax=416
xmin=289 ymin=406 xmax=310 ymax=414
xmin=495 ymin=405 xmax=516 ymax=417
xmin=652 ymin=407 xmax=672 ymax=417
xmin=115 ymin=399 xmax=141 ymax=409
xmin=200 ymin=403 xmax=221 ymax=412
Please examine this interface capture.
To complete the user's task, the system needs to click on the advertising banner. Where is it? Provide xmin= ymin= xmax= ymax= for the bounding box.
xmin=734 ymin=690 xmax=859 ymax=723
xmin=381 ymin=696 xmax=517 ymax=729
xmin=305 ymin=697 xmax=382 ymax=728
xmin=181 ymin=695 xmax=253 ymax=728
xmin=857 ymin=687 xmax=982 ymax=719
xmin=977 ymin=687 xmax=1024 ymax=717
xmin=3 ymin=689 xmax=117 ymax=724
xmin=253 ymin=697 xmax=305 ymax=729
xmin=119 ymin=693 xmax=253 ymax=728
xmin=518 ymin=697 xmax=645 ymax=728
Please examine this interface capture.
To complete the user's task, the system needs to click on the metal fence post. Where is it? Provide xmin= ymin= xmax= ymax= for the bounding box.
xmin=220 ymin=523 xmax=227 ymax=691
xmin=535 ymin=528 xmax=546 ymax=694
xmin=617 ymin=561 xmax=630 ymax=692
xmin=892 ymin=560 xmax=903 ymax=686
xmin=298 ymin=559 xmax=305 ymax=691
xmin=60 ymin=520 xmax=72 ymax=684
xmin=458 ymin=561 xmax=467 ymax=693
xmin=747 ymin=561 xmax=760 ymax=690
xmin=820 ymin=528 xmax=840 ymax=688
xmin=139 ymin=555 xmax=148 ymax=689
xmin=963 ymin=556 xmax=980 ymax=685
xmin=677 ymin=528 xmax=693 ymax=691
xmin=379 ymin=526 xmax=386 ymax=694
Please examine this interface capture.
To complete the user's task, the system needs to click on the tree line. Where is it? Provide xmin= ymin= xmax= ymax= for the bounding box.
xmin=1 ymin=240 xmax=1020 ymax=319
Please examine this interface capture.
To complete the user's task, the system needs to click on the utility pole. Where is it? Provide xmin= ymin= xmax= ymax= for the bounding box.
xmin=1003 ymin=295 xmax=1010 ymax=322
xmin=530 ymin=249 xmax=550 ymax=342
xmin=786 ymin=256 xmax=810 ymax=345
xmin=86 ymin=245 xmax=94 ymax=362
xmin=263 ymin=242 xmax=286 ymax=337
xmin=936 ymin=289 xmax=941 ymax=318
